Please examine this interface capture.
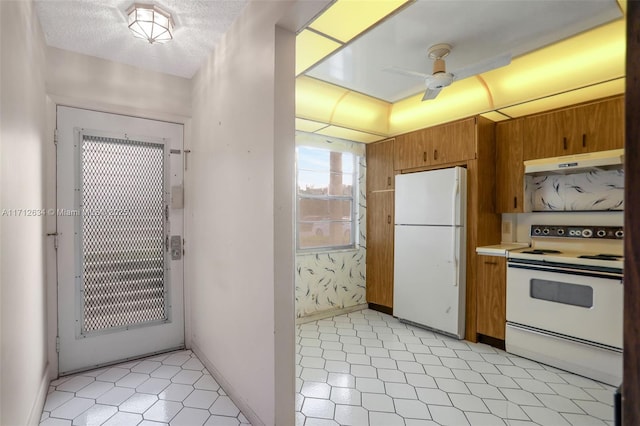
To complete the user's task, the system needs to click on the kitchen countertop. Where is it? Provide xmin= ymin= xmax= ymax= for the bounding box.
xmin=476 ymin=243 xmax=529 ymax=257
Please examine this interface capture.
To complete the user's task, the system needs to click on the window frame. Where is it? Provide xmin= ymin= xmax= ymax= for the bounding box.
xmin=295 ymin=146 xmax=358 ymax=252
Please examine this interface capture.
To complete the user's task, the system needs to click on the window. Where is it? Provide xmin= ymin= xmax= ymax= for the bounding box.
xmin=296 ymin=146 xmax=357 ymax=251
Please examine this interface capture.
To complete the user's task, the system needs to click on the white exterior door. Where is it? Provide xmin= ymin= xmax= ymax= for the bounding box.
xmin=56 ymin=106 xmax=185 ymax=375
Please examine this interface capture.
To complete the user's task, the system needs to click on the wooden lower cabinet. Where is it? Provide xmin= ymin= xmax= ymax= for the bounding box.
xmin=366 ymin=191 xmax=394 ymax=309
xmin=476 ymin=255 xmax=506 ymax=340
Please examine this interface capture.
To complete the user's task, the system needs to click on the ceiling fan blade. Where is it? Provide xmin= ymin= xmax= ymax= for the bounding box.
xmin=452 ymin=52 xmax=512 ymax=81
xmin=422 ymin=87 xmax=442 ymax=101
xmin=384 ymin=66 xmax=431 ymax=79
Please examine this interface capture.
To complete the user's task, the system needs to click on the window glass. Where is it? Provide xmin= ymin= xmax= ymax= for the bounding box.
xmin=296 ymin=146 xmax=356 ymax=250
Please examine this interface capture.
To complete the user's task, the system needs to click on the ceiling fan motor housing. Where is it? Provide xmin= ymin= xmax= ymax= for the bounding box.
xmin=427 ymin=72 xmax=454 ymax=89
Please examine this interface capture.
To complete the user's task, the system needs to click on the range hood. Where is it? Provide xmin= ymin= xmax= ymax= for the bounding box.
xmin=524 ymin=149 xmax=624 ymax=175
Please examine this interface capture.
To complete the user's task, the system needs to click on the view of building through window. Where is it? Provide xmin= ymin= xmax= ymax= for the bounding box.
xmin=296 ymin=146 xmax=356 ymax=250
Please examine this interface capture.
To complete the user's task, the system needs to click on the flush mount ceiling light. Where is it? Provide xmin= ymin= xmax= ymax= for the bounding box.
xmin=127 ymin=3 xmax=174 ymax=44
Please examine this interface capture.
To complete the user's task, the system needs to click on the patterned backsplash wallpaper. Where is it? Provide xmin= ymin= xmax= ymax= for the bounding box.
xmin=526 ymin=169 xmax=624 ymax=212
xmin=295 ymin=133 xmax=367 ymax=318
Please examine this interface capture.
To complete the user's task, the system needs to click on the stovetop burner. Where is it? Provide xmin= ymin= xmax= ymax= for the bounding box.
xmin=578 ymin=254 xmax=623 ymax=261
xmin=521 ymin=249 xmax=562 ymax=255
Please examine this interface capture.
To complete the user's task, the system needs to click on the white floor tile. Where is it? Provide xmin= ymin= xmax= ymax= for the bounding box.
xmin=467 ymin=383 xmax=504 ymax=400
xmin=329 ymin=387 xmax=361 ymax=405
xmin=334 ymin=404 xmax=368 ymax=425
xmin=350 ymin=364 xmax=377 ymax=378
xmin=436 ymin=378 xmax=470 ymax=394
xmin=41 ymin=418 xmax=72 ymax=426
xmin=300 ymin=397 xmax=335 ymax=419
xmin=300 ymin=382 xmax=331 ymax=399
xmin=301 ymin=368 xmax=329 ymax=382
xmin=394 ymin=399 xmax=431 ymax=419
xmin=159 ymin=383 xmax=194 ymax=402
xmin=574 ymin=400 xmax=615 ymax=421
xmin=562 ymin=413 xmax=609 ymax=425
xmin=326 ymin=372 xmax=355 ymax=388
xmin=170 ymin=369 xmax=202 ymax=385
xmin=43 ymin=391 xmax=75 ymax=412
xmin=377 ymin=368 xmax=406 ymax=384
xmin=449 ymin=394 xmax=489 ymax=413
xmin=50 ymin=397 xmax=94 ymax=420
xmin=522 ymin=406 xmax=571 ymax=426
xmin=75 ymin=381 xmax=114 ymax=399
xmin=116 ymin=372 xmax=150 ymax=388
xmin=143 ymin=400 xmax=183 ymax=422
xmin=369 ymin=411 xmax=405 ymax=426
xmin=102 ymin=411 xmax=143 ymax=426
xmin=132 ymin=361 xmax=162 ymax=374
xmin=162 ymin=353 xmax=191 ymax=367
xmin=204 ymin=415 xmax=240 ymax=426
xmin=56 ymin=376 xmax=95 ymax=393
xmin=536 ymin=393 xmax=584 ymax=414
xmin=151 ymin=365 xmax=182 ymax=380
xmin=406 ymin=373 xmax=437 ymax=389
xmin=429 ymin=405 xmax=470 ymax=426
xmin=465 ymin=412 xmax=507 ymax=426
xmin=96 ymin=368 xmax=130 ymax=383
xmin=119 ymin=393 xmax=158 ymax=413
xmin=138 ymin=421 xmax=169 ymax=426
xmin=96 ymin=386 xmax=135 ymax=406
xmin=170 ymin=407 xmax=211 ymax=426
xmin=182 ymin=390 xmax=217 ymax=411
xmin=385 ymin=382 xmax=418 ymax=399
xmin=71 ymin=403 xmax=117 ymax=426
xmin=137 ymin=378 xmax=171 ymax=395
xmin=483 ymin=400 xmax=530 ymax=420
xmin=416 ymin=388 xmax=452 ymax=406
xmin=209 ymin=396 xmax=240 ymax=417
xmin=304 ymin=418 xmax=339 ymax=426
xmin=194 ymin=375 xmax=220 ymax=392
xmin=362 ymin=392 xmax=395 ymax=412
xmin=355 ymin=378 xmax=385 ymax=394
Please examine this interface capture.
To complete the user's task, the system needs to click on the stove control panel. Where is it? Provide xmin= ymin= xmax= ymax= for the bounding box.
xmin=530 ymin=225 xmax=623 ymax=240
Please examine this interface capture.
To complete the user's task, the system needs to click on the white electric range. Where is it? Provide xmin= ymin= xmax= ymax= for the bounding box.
xmin=506 ymin=224 xmax=623 ymax=386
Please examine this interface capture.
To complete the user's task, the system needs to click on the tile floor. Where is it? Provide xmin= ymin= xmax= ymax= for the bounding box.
xmin=295 ymin=309 xmax=617 ymax=426
xmin=40 ymin=350 xmax=250 ymax=426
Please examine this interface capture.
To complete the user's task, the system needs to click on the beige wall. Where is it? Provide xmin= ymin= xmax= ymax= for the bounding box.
xmin=0 ymin=1 xmax=50 ymax=425
xmin=187 ymin=1 xmax=310 ymax=424
xmin=46 ymin=46 xmax=192 ymax=118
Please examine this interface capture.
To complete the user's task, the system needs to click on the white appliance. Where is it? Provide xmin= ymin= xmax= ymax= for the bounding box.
xmin=506 ymin=224 xmax=623 ymax=386
xmin=524 ymin=148 xmax=624 ymax=175
xmin=393 ymin=167 xmax=467 ymax=339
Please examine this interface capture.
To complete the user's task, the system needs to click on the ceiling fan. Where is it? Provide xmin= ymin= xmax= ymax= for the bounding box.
xmin=389 ymin=44 xmax=512 ymax=101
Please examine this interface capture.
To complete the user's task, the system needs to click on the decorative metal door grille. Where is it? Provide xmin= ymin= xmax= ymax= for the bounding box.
xmin=81 ymin=134 xmax=167 ymax=334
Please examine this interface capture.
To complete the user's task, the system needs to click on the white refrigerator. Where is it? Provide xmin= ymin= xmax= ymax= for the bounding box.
xmin=393 ymin=167 xmax=467 ymax=339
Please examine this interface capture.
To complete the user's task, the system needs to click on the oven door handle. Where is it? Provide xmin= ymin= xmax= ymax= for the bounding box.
xmin=508 ymin=262 xmax=623 ymax=281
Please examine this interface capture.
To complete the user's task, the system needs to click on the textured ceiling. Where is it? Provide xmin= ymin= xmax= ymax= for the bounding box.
xmin=307 ymin=0 xmax=622 ymax=102
xmin=34 ymin=0 xmax=249 ymax=78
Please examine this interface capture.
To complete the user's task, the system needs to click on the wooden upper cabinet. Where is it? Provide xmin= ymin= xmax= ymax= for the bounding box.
xmin=394 ymin=130 xmax=430 ymax=170
xmin=580 ymin=96 xmax=624 ymax=152
xmin=524 ymin=96 xmax=624 ymax=160
xmin=431 ymin=118 xmax=476 ymax=165
xmin=394 ymin=118 xmax=477 ymax=170
xmin=366 ymin=139 xmax=395 ymax=192
xmin=496 ymin=118 xmax=524 ymax=213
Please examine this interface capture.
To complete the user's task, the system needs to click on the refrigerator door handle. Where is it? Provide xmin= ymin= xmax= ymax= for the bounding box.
xmin=452 ymin=177 xmax=460 ymax=286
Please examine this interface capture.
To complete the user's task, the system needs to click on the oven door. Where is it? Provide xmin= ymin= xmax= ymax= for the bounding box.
xmin=506 ymin=261 xmax=623 ymax=349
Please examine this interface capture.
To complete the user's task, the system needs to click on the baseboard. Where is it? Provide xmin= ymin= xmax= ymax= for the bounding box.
xmin=27 ymin=363 xmax=50 ymax=426
xmin=190 ymin=341 xmax=263 ymax=426
xmin=295 ymin=303 xmax=368 ymax=325
xmin=368 ymin=303 xmax=393 ymax=316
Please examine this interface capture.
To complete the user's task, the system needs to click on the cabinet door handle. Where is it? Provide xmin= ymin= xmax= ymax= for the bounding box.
xmin=582 ymin=133 xmax=587 ymax=148
xmin=513 ymin=196 xmax=518 ymax=209
xmin=387 ymin=176 xmax=392 ymax=187
xmin=434 ymin=149 xmax=438 ymax=160
xmin=387 ymin=215 xmax=392 ymax=224
xmin=484 ymin=261 xmax=498 ymax=265
xmin=423 ymin=151 xmax=427 ymax=162
xmin=563 ymin=137 xmax=567 ymax=150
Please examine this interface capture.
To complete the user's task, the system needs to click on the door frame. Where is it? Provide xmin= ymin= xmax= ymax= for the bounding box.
xmin=44 ymin=97 xmax=192 ymax=379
